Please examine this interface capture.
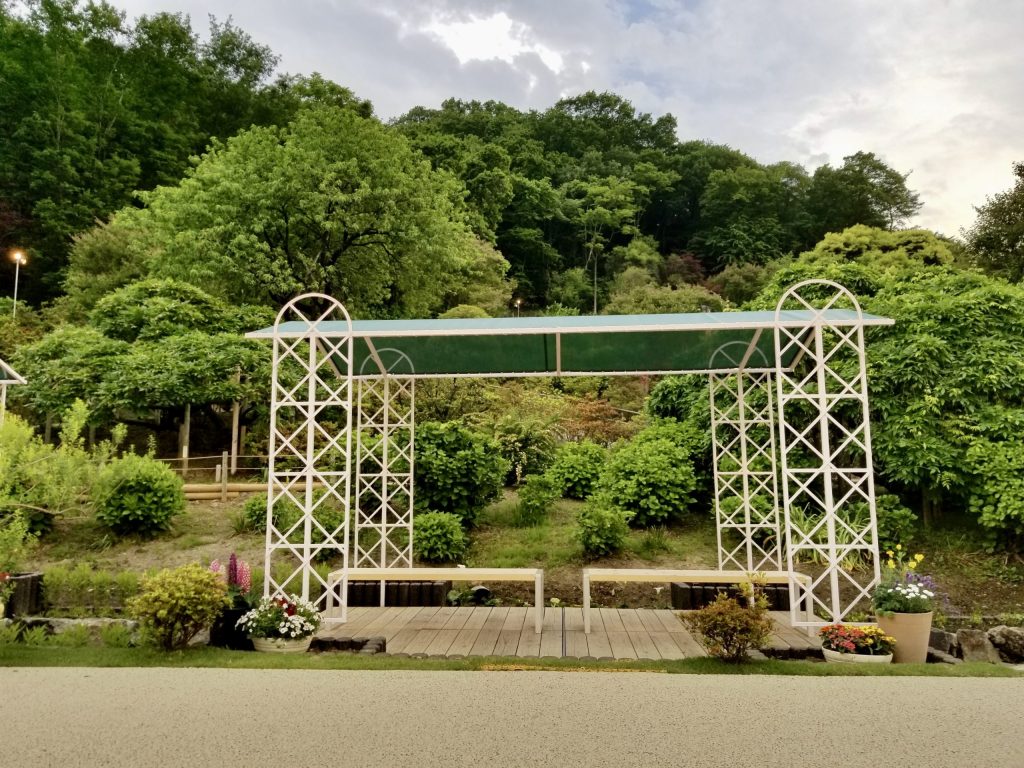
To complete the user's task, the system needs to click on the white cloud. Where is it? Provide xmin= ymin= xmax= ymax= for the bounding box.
xmin=109 ymin=0 xmax=1024 ymax=234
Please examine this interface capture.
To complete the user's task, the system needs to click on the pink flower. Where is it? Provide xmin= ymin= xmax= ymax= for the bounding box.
xmin=237 ymin=561 xmax=252 ymax=594
xmin=209 ymin=560 xmax=222 ymax=575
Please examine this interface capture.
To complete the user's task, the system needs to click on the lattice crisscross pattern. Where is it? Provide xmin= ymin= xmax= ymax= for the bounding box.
xmin=774 ymin=280 xmax=881 ymax=626
xmin=265 ymin=294 xmax=353 ymax=619
xmin=709 ymin=342 xmax=781 ymax=572
xmin=355 ymin=349 xmax=415 ymax=582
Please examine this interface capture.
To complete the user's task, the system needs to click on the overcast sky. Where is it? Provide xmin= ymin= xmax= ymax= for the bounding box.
xmin=114 ymin=0 xmax=1023 ymax=236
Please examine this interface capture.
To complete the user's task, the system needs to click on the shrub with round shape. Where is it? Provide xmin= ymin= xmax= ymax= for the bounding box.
xmin=547 ymin=440 xmax=606 ymax=500
xmin=576 ymin=494 xmax=632 ymax=558
xmin=683 ymin=587 xmax=773 ymax=663
xmin=128 ymin=563 xmax=230 ymax=650
xmin=93 ymin=454 xmax=185 ymax=536
xmin=413 ymin=512 xmax=467 ymax=563
xmin=414 ymin=421 xmax=507 ymax=527
xmin=515 ymin=474 xmax=558 ymax=527
xmin=598 ymin=437 xmax=697 ymax=527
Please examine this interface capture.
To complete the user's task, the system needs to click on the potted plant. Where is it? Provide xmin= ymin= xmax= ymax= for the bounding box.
xmin=872 ymin=546 xmax=937 ymax=663
xmin=236 ymin=593 xmax=321 ymax=653
xmin=818 ymin=623 xmax=895 ymax=664
xmin=208 ymin=554 xmax=254 ymax=650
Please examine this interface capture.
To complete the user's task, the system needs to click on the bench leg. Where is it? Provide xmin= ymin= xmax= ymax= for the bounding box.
xmin=535 ymin=571 xmax=544 ymax=634
xmin=583 ymin=573 xmax=591 ymax=634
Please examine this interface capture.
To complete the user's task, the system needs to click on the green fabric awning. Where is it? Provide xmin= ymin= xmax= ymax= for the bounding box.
xmin=247 ymin=309 xmax=893 ymax=378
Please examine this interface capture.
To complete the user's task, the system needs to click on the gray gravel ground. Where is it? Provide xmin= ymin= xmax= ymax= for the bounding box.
xmin=2 ymin=667 xmax=1022 ymax=768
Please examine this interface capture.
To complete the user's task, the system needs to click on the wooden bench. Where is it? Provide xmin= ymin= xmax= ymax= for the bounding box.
xmin=327 ymin=567 xmax=545 ymax=633
xmin=582 ymin=568 xmax=813 ymax=633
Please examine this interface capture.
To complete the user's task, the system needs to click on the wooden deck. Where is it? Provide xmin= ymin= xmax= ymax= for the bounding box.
xmin=318 ymin=607 xmax=819 ymax=660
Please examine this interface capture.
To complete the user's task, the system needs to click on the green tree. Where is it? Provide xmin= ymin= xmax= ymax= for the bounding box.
xmin=963 ymin=161 xmax=1024 ymax=282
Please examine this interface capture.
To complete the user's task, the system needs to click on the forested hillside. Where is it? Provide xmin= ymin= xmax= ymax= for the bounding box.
xmin=3 ymin=1 xmax=1024 ymax=551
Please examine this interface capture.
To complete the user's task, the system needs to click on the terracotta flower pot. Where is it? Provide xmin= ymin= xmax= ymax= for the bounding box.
xmin=822 ymin=648 xmax=893 ymax=664
xmin=877 ymin=611 xmax=933 ymax=663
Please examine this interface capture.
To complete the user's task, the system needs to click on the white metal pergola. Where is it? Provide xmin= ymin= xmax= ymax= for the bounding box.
xmin=0 ymin=358 xmax=26 ymax=428
xmin=247 ymin=279 xmax=892 ymax=628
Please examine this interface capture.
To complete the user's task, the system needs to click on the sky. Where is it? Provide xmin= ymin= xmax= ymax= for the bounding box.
xmin=113 ymin=0 xmax=1023 ymax=236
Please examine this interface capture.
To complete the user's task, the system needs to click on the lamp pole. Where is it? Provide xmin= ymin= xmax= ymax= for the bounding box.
xmin=11 ymin=250 xmax=26 ymax=318
xmin=515 ymin=298 xmax=522 ymax=318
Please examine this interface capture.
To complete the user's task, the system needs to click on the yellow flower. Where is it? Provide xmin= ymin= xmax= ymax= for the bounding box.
xmin=908 ymin=561 xmax=917 ymax=570
xmin=886 ymin=550 xmax=894 ymax=557
xmin=895 ymin=544 xmax=902 ymax=551
xmin=887 ymin=559 xmax=896 ymax=569
xmin=914 ymin=553 xmax=925 ymax=563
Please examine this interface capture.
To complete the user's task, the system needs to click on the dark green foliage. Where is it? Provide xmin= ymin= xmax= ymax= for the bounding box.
xmin=546 ymin=440 xmax=606 ymax=499
xmin=93 ymin=454 xmax=185 ymax=537
xmin=493 ymin=418 xmax=555 ymax=485
xmin=414 ymin=422 xmax=508 ymax=527
xmin=964 ymin=161 xmax=1024 ymax=282
xmin=684 ymin=588 xmax=773 ymax=662
xmin=127 ymin=564 xmax=231 ymax=650
xmin=514 ymin=474 xmax=558 ymax=527
xmin=412 ymin=512 xmax=467 ymax=563
xmin=240 ymin=492 xmax=345 ymax=561
xmin=576 ymin=494 xmax=632 ymax=558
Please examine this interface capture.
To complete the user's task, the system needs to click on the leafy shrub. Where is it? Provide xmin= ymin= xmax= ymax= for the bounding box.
xmin=849 ymin=490 xmax=917 ymax=552
xmin=515 ymin=474 xmax=558 ymax=527
xmin=0 ymin=511 xmax=36 ymax=574
xmin=93 ymin=454 xmax=185 ymax=536
xmin=237 ymin=492 xmax=346 ymax=562
xmin=127 ymin=563 xmax=230 ymax=650
xmin=236 ymin=493 xmax=269 ymax=534
xmin=413 ymin=512 xmax=467 ymax=563
xmin=576 ymin=495 xmax=632 ymax=558
xmin=598 ymin=436 xmax=697 ymax=527
xmin=547 ymin=440 xmax=606 ymax=499
xmin=99 ymin=622 xmax=135 ymax=648
xmin=414 ymin=421 xmax=507 ymax=527
xmin=683 ymin=586 xmax=773 ymax=662
xmin=43 ymin=564 xmax=139 ymax=616
xmin=493 ymin=418 xmax=555 ymax=485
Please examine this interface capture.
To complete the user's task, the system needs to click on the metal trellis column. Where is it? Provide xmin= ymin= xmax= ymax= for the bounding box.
xmin=265 ymin=294 xmax=354 ymax=622
xmin=774 ymin=280 xmax=881 ymax=626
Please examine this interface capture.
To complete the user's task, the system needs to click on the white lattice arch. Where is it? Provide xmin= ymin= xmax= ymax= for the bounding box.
xmin=264 ymin=293 xmax=353 ymax=620
xmin=774 ymin=280 xmax=881 ymax=625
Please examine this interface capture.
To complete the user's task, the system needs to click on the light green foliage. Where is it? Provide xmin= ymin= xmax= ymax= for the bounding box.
xmin=93 ymin=454 xmax=185 ymax=537
xmin=492 ymin=417 xmax=555 ymax=485
xmin=0 ymin=299 xmax=46 ymax=359
xmin=603 ymin=282 xmax=725 ymax=315
xmin=0 ymin=512 xmax=36 ymax=574
xmin=414 ymin=422 xmax=507 ymax=527
xmin=684 ymin=587 xmax=774 ymax=662
xmin=439 ymin=304 xmax=490 ymax=319
xmin=799 ymin=225 xmax=953 ymax=274
xmin=514 ymin=475 xmax=558 ymax=527
xmin=412 ymin=512 xmax=467 ymax=563
xmin=546 ymin=440 xmax=607 ymax=500
xmin=43 ymin=565 xmax=140 ymax=616
xmin=576 ymin=494 xmax=632 ymax=558
xmin=598 ymin=421 xmax=702 ymax=527
xmin=964 ymin=161 xmax=1024 ymax=282
xmin=99 ymin=622 xmax=135 ymax=648
xmin=128 ymin=563 xmax=231 ymax=650
xmin=124 ymin=105 xmax=485 ymax=317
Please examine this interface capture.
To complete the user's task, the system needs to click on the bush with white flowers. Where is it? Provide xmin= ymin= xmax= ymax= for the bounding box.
xmin=236 ymin=594 xmax=321 ymax=639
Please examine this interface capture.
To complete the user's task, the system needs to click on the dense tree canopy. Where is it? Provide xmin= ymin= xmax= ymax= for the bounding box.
xmin=964 ymin=162 xmax=1024 ymax=282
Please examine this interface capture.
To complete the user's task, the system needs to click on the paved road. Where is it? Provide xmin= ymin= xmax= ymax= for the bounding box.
xmin=2 ymin=668 xmax=1022 ymax=767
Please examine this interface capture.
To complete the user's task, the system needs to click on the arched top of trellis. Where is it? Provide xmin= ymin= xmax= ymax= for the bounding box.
xmin=249 ymin=302 xmax=892 ymax=379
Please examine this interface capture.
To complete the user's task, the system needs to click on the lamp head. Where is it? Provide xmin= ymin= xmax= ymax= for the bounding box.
xmin=11 ymin=250 xmax=26 ymax=265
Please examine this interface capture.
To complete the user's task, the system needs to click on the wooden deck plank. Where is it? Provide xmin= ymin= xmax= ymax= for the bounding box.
xmin=636 ymin=610 xmax=666 ymax=634
xmin=618 ymin=609 xmax=646 ymax=632
xmin=402 ymin=628 xmax=441 ymax=655
xmin=585 ymin=630 xmax=613 ymax=658
xmin=607 ymin=631 xmax=638 ymax=660
xmin=380 ymin=607 xmax=426 ymax=639
xmin=467 ymin=608 xmax=508 ymax=656
xmin=520 ymin=626 xmax=544 ymax=663
xmin=538 ymin=624 xmax=562 ymax=657
xmin=502 ymin=606 xmax=529 ymax=631
xmin=493 ymin=629 xmax=523 ymax=657
xmin=564 ymin=607 xmax=584 ymax=632
xmin=424 ymin=629 xmax=459 ymax=656
xmin=442 ymin=607 xmax=475 ymax=630
xmin=648 ymin=631 xmax=685 ymax=660
xmin=543 ymin=606 xmax=562 ymax=631
xmin=670 ymin=629 xmax=708 ymax=658
xmin=423 ymin=606 xmax=459 ymax=630
xmin=461 ymin=608 xmax=492 ymax=631
xmin=385 ymin=627 xmax=422 ymax=654
xmin=446 ymin=626 xmax=482 ymax=657
xmin=354 ymin=607 xmax=406 ymax=635
xmin=599 ymin=608 xmax=626 ymax=632
xmin=653 ymin=609 xmax=686 ymax=633
xmin=769 ymin=612 xmax=819 ymax=649
xmin=565 ymin=630 xmax=589 ymax=658
xmin=627 ymin=630 xmax=661 ymax=660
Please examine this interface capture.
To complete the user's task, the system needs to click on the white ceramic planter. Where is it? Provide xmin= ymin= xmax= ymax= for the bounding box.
xmin=252 ymin=636 xmax=313 ymax=654
xmin=822 ymin=647 xmax=893 ymax=664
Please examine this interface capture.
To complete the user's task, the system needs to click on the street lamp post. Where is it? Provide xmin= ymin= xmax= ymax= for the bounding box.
xmin=514 ymin=298 xmax=522 ymax=318
xmin=11 ymin=250 xmax=26 ymax=318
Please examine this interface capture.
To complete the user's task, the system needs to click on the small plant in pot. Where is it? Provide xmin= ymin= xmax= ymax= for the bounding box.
xmin=872 ymin=546 xmax=938 ymax=664
xmin=819 ymin=624 xmax=896 ymax=664
xmin=237 ymin=594 xmax=321 ymax=653
xmin=208 ymin=554 xmax=255 ymax=650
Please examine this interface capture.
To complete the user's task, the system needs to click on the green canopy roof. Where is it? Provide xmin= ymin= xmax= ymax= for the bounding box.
xmin=247 ymin=309 xmax=893 ymax=378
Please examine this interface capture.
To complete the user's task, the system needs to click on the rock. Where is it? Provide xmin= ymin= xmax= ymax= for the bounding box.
xmin=929 ymin=629 xmax=958 ymax=656
xmin=987 ymin=625 xmax=1024 ymax=663
xmin=956 ymin=629 xmax=1002 ymax=663
xmin=927 ymin=649 xmax=962 ymax=665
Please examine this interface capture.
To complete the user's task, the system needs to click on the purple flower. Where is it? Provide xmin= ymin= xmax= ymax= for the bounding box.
xmin=228 ymin=553 xmax=238 ymax=588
